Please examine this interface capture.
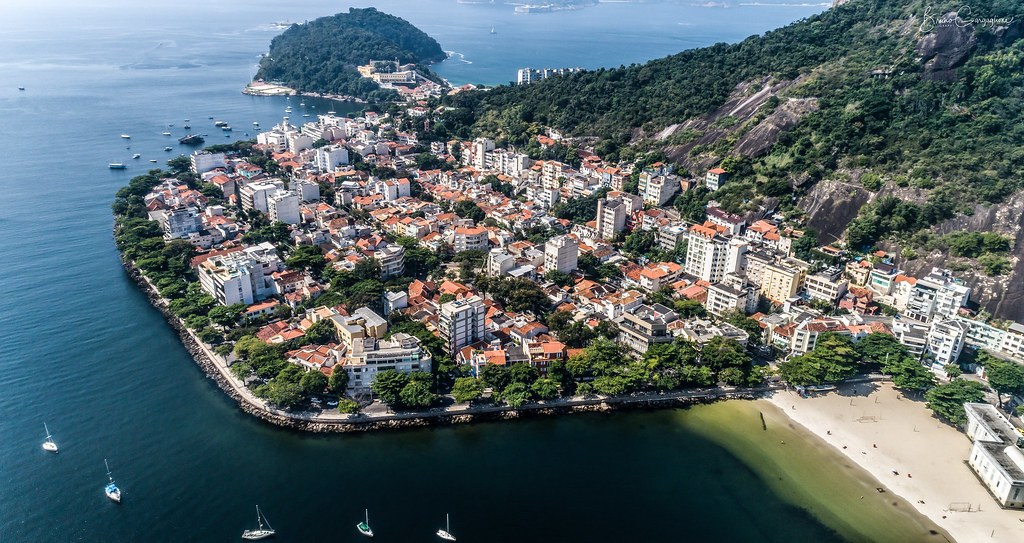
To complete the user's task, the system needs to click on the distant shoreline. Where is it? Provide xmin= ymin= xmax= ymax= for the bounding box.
xmin=242 ymin=81 xmax=369 ymax=104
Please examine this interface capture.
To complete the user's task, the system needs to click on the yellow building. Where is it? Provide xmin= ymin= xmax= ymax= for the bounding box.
xmin=760 ymin=258 xmax=809 ymax=303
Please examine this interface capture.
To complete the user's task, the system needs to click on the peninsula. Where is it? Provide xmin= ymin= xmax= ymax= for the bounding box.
xmin=114 ymin=1 xmax=1024 ymax=539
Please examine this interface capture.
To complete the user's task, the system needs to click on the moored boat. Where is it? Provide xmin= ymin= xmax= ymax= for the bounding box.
xmin=42 ymin=423 xmax=58 ymax=453
xmin=436 ymin=513 xmax=455 ymax=541
xmin=357 ymin=509 xmax=373 ymax=537
xmin=104 ymin=459 xmax=121 ymax=503
xmin=108 ymin=163 xmax=126 ymax=169
xmin=242 ymin=505 xmax=275 ymax=540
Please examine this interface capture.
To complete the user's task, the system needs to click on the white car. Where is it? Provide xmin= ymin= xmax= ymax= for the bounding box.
xmin=310 ymin=397 xmax=322 ymax=404
xmin=326 ymin=401 xmax=339 ymax=407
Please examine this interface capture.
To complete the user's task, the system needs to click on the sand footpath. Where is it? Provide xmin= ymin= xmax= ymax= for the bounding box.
xmin=768 ymin=381 xmax=1024 ymax=543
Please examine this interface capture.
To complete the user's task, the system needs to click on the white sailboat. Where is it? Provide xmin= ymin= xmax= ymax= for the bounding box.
xmin=242 ymin=505 xmax=276 ymax=540
xmin=42 ymin=423 xmax=58 ymax=453
xmin=356 ymin=508 xmax=373 ymax=537
xmin=436 ymin=513 xmax=455 ymax=541
xmin=104 ymin=459 xmax=121 ymax=503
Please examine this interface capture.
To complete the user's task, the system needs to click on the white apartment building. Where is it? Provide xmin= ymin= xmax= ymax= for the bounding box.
xmin=926 ymin=318 xmax=968 ymax=368
xmin=964 ymin=403 xmax=1024 ymax=509
xmin=159 ymin=206 xmax=203 ymax=239
xmin=639 ymin=173 xmax=681 ymax=206
xmin=904 ymin=268 xmax=971 ymax=322
xmin=544 ymin=235 xmax=578 ymax=274
xmin=488 ymin=249 xmax=516 ymax=277
xmin=314 ymin=145 xmax=349 ymax=172
xmin=804 ymin=267 xmax=849 ymax=304
xmin=376 ymin=244 xmax=406 ymax=279
xmin=190 ymin=150 xmax=226 ymax=174
xmin=439 ymin=296 xmax=486 ymax=354
xmin=685 ymin=224 xmax=744 ymax=282
xmin=239 ymin=181 xmax=284 ymax=213
xmin=704 ymin=274 xmax=759 ymax=317
xmin=267 ymin=190 xmax=300 ymax=225
xmin=339 ymin=332 xmax=433 ymax=394
xmin=453 ymin=226 xmax=489 ymax=253
xmin=595 ymin=197 xmax=626 ymax=241
xmin=198 ymin=254 xmax=275 ymax=306
xmin=706 ymin=168 xmax=727 ymax=191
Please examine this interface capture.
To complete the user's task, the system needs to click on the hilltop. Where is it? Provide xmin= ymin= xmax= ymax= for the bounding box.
xmin=255 ymin=8 xmax=447 ymax=102
xmin=443 ymin=0 xmax=1024 ymax=319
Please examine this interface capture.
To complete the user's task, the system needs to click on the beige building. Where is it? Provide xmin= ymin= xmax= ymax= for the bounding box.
xmin=760 ymin=258 xmax=809 ymax=303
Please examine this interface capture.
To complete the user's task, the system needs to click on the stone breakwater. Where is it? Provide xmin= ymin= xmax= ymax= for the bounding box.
xmin=119 ymin=254 xmax=770 ymax=434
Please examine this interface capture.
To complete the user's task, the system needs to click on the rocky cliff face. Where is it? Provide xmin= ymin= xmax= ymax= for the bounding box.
xmin=798 ymin=179 xmax=873 ymax=244
xmin=886 ymin=192 xmax=1024 ymax=321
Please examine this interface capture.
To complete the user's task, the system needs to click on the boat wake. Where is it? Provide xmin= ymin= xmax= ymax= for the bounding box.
xmin=445 ymin=51 xmax=472 ymax=64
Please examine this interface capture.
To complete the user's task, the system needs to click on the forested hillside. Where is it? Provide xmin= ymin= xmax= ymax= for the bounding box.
xmin=443 ymin=0 xmax=1024 ymax=319
xmin=255 ymin=8 xmax=446 ymax=101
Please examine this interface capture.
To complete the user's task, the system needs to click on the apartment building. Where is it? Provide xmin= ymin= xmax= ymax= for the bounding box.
xmin=439 ymin=296 xmax=486 ymax=354
xmin=544 ymin=235 xmax=578 ymax=274
xmin=267 ymin=190 xmax=300 ymax=225
xmin=705 ymin=168 xmax=728 ymax=191
xmin=804 ymin=266 xmax=849 ymax=304
xmin=340 ymin=332 xmax=433 ymax=394
xmin=684 ymin=224 xmax=745 ymax=283
xmin=595 ymin=197 xmax=626 ymax=241
xmin=617 ymin=303 xmax=679 ymax=358
xmin=964 ymin=403 xmax=1024 ymax=509
xmin=453 ymin=226 xmax=489 ymax=252
xmin=704 ymin=274 xmax=759 ymax=317
xmin=760 ymin=258 xmax=809 ymax=303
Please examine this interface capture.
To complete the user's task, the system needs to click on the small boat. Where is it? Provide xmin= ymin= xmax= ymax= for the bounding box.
xmin=490 ymin=27 xmax=496 ymax=34
xmin=303 ymin=114 xmax=310 ymax=117
xmin=162 ymin=131 xmax=172 ymax=136
xmin=253 ymin=121 xmax=260 ymax=125
xmin=242 ymin=505 xmax=276 ymax=540
xmin=179 ymin=134 xmax=205 ymax=145
xmin=149 ymin=159 xmax=157 ymax=163
xmin=183 ymin=124 xmax=191 ymax=129
xmin=327 ymin=110 xmax=336 ymax=115
xmin=222 ymin=126 xmax=232 ymax=131
xmin=132 ymin=153 xmax=140 ymax=159
xmin=104 ymin=459 xmax=121 ymax=503
xmin=164 ymin=147 xmax=173 ymax=151
xmin=299 ymin=102 xmax=305 ymax=106
xmin=18 ymin=86 xmax=25 ymax=91
xmin=436 ymin=513 xmax=455 ymax=541
xmin=120 ymin=134 xmax=131 ymax=139
xmin=208 ymin=116 xmax=214 ymax=119
xmin=42 ymin=423 xmax=58 ymax=453
xmin=109 ymin=163 xmax=126 ymax=169
xmin=357 ymin=509 xmax=373 ymax=537
xmin=214 ymin=121 xmax=228 ymax=127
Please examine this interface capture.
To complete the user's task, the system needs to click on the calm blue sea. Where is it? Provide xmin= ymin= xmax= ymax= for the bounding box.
xmin=0 ymin=1 xmax=857 ymax=541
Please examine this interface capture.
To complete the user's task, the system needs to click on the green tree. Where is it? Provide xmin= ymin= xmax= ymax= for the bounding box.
xmin=882 ymin=356 xmax=937 ymax=391
xmin=777 ymin=332 xmax=858 ymax=385
xmin=943 ymin=364 xmax=962 ymax=380
xmin=300 ymin=371 xmax=329 ymax=396
xmin=545 ymin=269 xmax=573 ymax=286
xmin=546 ymin=309 xmax=573 ymax=333
xmin=924 ymin=379 xmax=986 ymax=426
xmin=531 ymin=378 xmax=559 ymax=400
xmin=451 ymin=377 xmax=484 ymax=403
xmin=354 ymin=257 xmax=382 ymax=281
xmin=985 ymin=357 xmax=1024 ymax=408
xmin=701 ymin=336 xmax=748 ymax=372
xmin=480 ymin=364 xmax=511 ymax=391
xmin=305 ymin=319 xmax=338 ymax=345
xmin=501 ymin=382 xmax=532 ymax=408
xmin=399 ymin=380 xmax=437 ymax=409
xmin=285 ymin=245 xmax=327 ymax=278
xmin=328 ymin=367 xmax=350 ymax=394
xmin=337 ymin=398 xmax=360 ymax=414
xmin=371 ymin=369 xmax=410 ymax=406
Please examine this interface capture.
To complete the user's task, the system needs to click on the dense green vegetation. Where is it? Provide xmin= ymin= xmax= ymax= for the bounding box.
xmin=256 ymin=8 xmax=446 ymax=101
xmin=442 ymin=0 xmax=1024 ymax=249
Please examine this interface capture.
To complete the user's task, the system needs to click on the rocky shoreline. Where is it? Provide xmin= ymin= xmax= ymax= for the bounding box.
xmin=120 ymin=254 xmax=769 ymax=434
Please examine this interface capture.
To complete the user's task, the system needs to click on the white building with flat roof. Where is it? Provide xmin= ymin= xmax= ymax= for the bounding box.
xmin=544 ymin=235 xmax=578 ymax=274
xmin=267 ymin=190 xmax=300 ymax=225
xmin=964 ymin=402 xmax=1024 ymax=509
xmin=439 ymin=296 xmax=485 ymax=354
xmin=190 ymin=150 xmax=226 ymax=174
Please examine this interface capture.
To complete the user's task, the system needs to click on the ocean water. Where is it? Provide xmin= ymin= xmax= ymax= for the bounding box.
xmin=0 ymin=1 xmax=943 ymax=541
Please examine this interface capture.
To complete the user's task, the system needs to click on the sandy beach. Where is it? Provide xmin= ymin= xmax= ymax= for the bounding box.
xmin=767 ymin=381 xmax=1024 ymax=543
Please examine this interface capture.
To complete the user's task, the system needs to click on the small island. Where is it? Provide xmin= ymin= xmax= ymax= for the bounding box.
xmin=245 ymin=8 xmax=449 ymax=103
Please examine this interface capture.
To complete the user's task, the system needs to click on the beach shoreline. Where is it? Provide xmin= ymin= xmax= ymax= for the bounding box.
xmin=766 ymin=382 xmax=1023 ymax=543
